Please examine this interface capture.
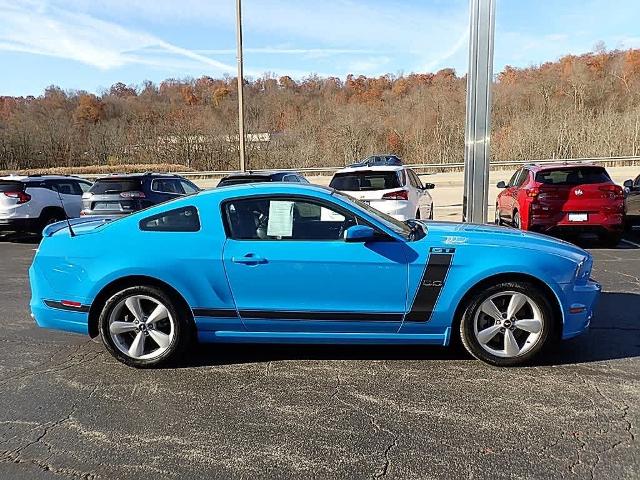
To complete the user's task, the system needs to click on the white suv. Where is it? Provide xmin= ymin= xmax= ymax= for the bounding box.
xmin=0 ymin=175 xmax=93 ymax=234
xmin=329 ymin=165 xmax=434 ymax=220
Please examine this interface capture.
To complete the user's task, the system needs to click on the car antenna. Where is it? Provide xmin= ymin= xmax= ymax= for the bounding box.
xmin=54 ymin=188 xmax=76 ymax=237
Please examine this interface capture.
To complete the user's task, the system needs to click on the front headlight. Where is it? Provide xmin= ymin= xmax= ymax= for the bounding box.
xmin=574 ymin=256 xmax=592 ymax=283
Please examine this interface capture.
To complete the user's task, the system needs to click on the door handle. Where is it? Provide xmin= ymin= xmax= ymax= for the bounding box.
xmin=231 ymin=254 xmax=267 ymax=264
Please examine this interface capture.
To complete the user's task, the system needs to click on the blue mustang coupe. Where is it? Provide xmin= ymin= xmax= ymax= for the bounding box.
xmin=29 ymin=183 xmax=600 ymax=368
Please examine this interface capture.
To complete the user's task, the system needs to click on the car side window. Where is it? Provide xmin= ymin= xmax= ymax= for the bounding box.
xmin=140 ymin=206 xmax=200 ymax=232
xmin=76 ymin=181 xmax=92 ymax=193
xmin=282 ymin=174 xmax=299 ymax=183
xmin=180 ymin=180 xmax=199 ymax=194
xmin=507 ymin=169 xmax=521 ymax=187
xmin=49 ymin=180 xmax=82 ymax=195
xmin=224 ymin=197 xmax=358 ymax=241
xmin=635 ymin=175 xmax=640 ymax=187
xmin=409 ymin=170 xmax=424 ymax=189
xmin=152 ymin=178 xmax=184 ymax=194
xmin=407 ymin=170 xmax=418 ymax=188
xmin=516 ymin=169 xmax=529 ymax=187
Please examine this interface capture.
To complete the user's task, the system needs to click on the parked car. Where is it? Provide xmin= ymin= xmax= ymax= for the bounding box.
xmin=30 ymin=183 xmax=599 ymax=368
xmin=623 ymin=174 xmax=640 ymax=228
xmin=496 ymin=163 xmax=625 ymax=246
xmin=0 ymin=175 xmax=92 ymax=234
xmin=217 ymin=171 xmax=309 ymax=187
xmin=81 ymin=173 xmax=200 ymax=217
xmin=329 ymin=164 xmax=434 ymax=220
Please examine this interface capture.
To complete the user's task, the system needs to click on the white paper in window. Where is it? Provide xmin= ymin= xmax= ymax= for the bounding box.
xmin=320 ymin=207 xmax=345 ymax=222
xmin=267 ymin=201 xmax=294 ymax=237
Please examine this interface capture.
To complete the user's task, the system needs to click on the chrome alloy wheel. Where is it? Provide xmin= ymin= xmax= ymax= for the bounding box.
xmin=473 ymin=291 xmax=543 ymax=358
xmin=108 ymin=295 xmax=175 ymax=360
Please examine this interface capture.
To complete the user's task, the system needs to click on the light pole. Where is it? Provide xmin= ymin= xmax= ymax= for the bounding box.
xmin=235 ymin=0 xmax=247 ymax=171
xmin=462 ymin=0 xmax=495 ymax=223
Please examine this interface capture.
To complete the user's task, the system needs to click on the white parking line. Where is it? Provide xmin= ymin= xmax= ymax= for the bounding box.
xmin=621 ymin=239 xmax=640 ymax=248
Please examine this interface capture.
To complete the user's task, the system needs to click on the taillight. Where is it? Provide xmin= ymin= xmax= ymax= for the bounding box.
xmin=4 ymin=191 xmax=31 ymax=204
xmin=381 ymin=189 xmax=409 ymax=200
xmin=598 ymin=185 xmax=624 ymax=200
xmin=527 ymin=187 xmax=540 ymax=199
xmin=120 ymin=191 xmax=146 ymax=198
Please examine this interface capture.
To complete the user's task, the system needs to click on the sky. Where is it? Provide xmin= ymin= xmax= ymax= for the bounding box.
xmin=1 ymin=0 xmax=640 ymax=97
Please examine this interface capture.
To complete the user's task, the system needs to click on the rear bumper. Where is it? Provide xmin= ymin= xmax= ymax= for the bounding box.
xmin=30 ymin=298 xmax=89 ymax=335
xmin=0 ymin=217 xmax=40 ymax=232
xmin=530 ymin=212 xmax=623 ymax=234
xmin=370 ymin=201 xmax=415 ymax=221
xmin=560 ymin=279 xmax=601 ymax=339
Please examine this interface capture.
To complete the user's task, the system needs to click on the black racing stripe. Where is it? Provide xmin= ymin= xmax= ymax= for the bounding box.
xmin=44 ymin=300 xmax=90 ymax=313
xmin=192 ymin=308 xmax=238 ymax=318
xmin=404 ymin=248 xmax=454 ymax=322
xmin=239 ymin=310 xmax=404 ymax=321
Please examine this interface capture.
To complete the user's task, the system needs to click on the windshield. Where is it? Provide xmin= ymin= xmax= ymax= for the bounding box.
xmin=329 ymin=171 xmax=401 ymax=191
xmin=89 ymin=179 xmax=143 ymax=194
xmin=535 ymin=167 xmax=611 ymax=185
xmin=217 ymin=176 xmax=270 ymax=187
xmin=332 ymin=190 xmax=415 ymax=239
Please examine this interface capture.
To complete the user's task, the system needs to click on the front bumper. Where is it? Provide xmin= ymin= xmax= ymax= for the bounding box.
xmin=560 ymin=279 xmax=601 ymax=339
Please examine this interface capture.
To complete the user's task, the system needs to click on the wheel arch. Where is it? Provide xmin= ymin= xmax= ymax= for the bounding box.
xmin=87 ymin=275 xmax=194 ymax=338
xmin=449 ymin=272 xmax=564 ymax=345
xmin=39 ymin=205 xmax=66 ymax=219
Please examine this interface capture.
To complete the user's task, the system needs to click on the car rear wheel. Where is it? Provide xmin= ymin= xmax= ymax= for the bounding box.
xmin=40 ymin=211 xmax=65 ymax=231
xmin=459 ymin=281 xmax=554 ymax=367
xmin=494 ymin=206 xmax=501 ymax=225
xmin=98 ymin=285 xmax=191 ymax=368
xmin=429 ymin=203 xmax=434 ymax=220
xmin=513 ymin=211 xmax=521 ymax=229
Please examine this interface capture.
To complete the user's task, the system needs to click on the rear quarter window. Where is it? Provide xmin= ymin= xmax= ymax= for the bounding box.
xmin=139 ymin=206 xmax=200 ymax=232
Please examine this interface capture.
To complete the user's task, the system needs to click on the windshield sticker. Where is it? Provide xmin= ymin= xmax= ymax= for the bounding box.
xmin=267 ymin=200 xmax=294 ymax=237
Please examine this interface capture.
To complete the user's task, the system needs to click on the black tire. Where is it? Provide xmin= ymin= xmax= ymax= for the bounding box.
xmin=600 ymin=232 xmax=622 ymax=248
xmin=458 ymin=280 xmax=555 ymax=367
xmin=429 ymin=204 xmax=434 ymax=220
xmin=494 ymin=205 xmax=501 ymax=225
xmin=98 ymin=285 xmax=193 ymax=368
xmin=513 ymin=211 xmax=521 ymax=229
xmin=39 ymin=210 xmax=65 ymax=232
xmin=415 ymin=209 xmax=421 ymax=219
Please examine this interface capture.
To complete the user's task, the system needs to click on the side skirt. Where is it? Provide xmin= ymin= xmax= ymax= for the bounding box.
xmin=197 ymin=328 xmax=450 ymax=346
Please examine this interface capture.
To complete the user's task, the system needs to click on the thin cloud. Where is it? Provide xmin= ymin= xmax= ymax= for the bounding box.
xmin=0 ymin=0 xmax=237 ymax=73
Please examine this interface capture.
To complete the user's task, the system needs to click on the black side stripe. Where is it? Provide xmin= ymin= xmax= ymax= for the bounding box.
xmin=404 ymin=248 xmax=454 ymax=322
xmin=192 ymin=308 xmax=403 ymax=322
xmin=193 ymin=308 xmax=237 ymax=318
xmin=239 ymin=310 xmax=404 ymax=322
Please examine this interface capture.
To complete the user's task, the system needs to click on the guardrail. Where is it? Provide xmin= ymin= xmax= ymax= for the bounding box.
xmin=167 ymin=155 xmax=640 ymax=179
xmin=48 ymin=155 xmax=640 ymax=180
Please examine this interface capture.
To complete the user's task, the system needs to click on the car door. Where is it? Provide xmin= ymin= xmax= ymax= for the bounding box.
xmin=503 ymin=169 xmax=525 ymax=222
xmin=626 ymin=175 xmax=640 ymax=220
xmin=221 ymin=194 xmax=410 ymax=333
xmin=409 ymin=169 xmax=431 ymax=218
xmin=47 ymin=179 xmax=83 ymax=217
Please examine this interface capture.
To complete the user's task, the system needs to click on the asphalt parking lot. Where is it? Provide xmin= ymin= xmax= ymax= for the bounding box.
xmin=0 ymin=231 xmax=639 ymax=480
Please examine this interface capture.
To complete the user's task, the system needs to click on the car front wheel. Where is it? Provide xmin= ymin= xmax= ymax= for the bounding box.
xmin=98 ymin=285 xmax=192 ymax=368
xmin=459 ymin=281 xmax=555 ymax=367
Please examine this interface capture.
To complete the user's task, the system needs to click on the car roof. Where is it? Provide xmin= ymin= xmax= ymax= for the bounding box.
xmin=333 ymin=165 xmax=405 ymax=174
xmin=524 ymin=162 xmax=603 ymax=172
xmin=221 ymin=170 xmax=299 ymax=178
xmin=207 ymin=181 xmax=331 ymax=196
xmin=93 ymin=172 xmax=183 ymax=180
xmin=0 ymin=174 xmax=87 ymax=181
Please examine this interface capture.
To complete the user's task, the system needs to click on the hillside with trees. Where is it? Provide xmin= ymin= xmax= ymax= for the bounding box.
xmin=1 ymin=48 xmax=639 ymax=172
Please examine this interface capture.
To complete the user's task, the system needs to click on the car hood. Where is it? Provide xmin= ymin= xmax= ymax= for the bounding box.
xmin=421 ymin=221 xmax=588 ymax=262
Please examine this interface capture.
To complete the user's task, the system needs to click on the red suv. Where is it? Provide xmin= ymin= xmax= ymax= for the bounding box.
xmin=496 ymin=163 xmax=624 ymax=246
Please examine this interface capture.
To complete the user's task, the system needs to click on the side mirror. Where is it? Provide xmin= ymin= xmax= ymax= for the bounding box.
xmin=344 ymin=225 xmax=375 ymax=243
xmin=496 ymin=181 xmax=507 ymax=188
xmin=623 ymin=179 xmax=633 ymax=188
xmin=423 ymin=183 xmax=435 ymax=190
